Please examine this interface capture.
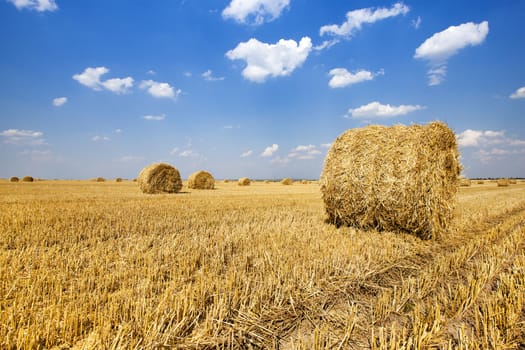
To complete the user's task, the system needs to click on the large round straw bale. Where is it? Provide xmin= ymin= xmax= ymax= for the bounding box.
xmin=188 ymin=170 xmax=215 ymax=189
xmin=22 ymin=176 xmax=34 ymax=182
xmin=281 ymin=178 xmax=293 ymax=185
xmin=238 ymin=177 xmax=250 ymax=186
xmin=320 ymin=121 xmax=460 ymax=239
xmin=497 ymin=179 xmax=509 ymax=187
xmin=137 ymin=163 xmax=182 ymax=194
xmin=10 ymin=176 xmax=19 ymax=182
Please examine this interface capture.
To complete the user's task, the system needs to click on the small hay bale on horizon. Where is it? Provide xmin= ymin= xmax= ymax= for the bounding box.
xmin=477 ymin=180 xmax=485 ymax=184
xmin=509 ymin=179 xmax=517 ymax=184
xmin=10 ymin=176 xmax=19 ymax=182
xmin=459 ymin=178 xmax=471 ymax=187
xmin=320 ymin=121 xmax=460 ymax=239
xmin=281 ymin=178 xmax=293 ymax=185
xmin=497 ymin=179 xmax=510 ymax=187
xmin=96 ymin=177 xmax=106 ymax=182
xmin=238 ymin=177 xmax=250 ymax=186
xmin=188 ymin=170 xmax=215 ymax=189
xmin=22 ymin=176 xmax=34 ymax=182
xmin=137 ymin=163 xmax=183 ymax=194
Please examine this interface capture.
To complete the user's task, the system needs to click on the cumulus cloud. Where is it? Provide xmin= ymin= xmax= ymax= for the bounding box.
xmin=73 ymin=67 xmax=134 ymax=94
xmin=348 ymin=101 xmax=424 ymax=118
xmin=411 ymin=16 xmax=422 ymax=29
xmin=328 ymin=68 xmax=383 ymax=88
xmin=226 ymin=37 xmax=312 ymax=83
xmin=202 ymin=70 xmax=225 ymax=81
xmin=261 ymin=144 xmax=279 ymax=157
xmin=1 ymin=129 xmax=46 ymax=145
xmin=414 ymin=21 xmax=489 ymax=86
xmin=510 ymin=86 xmax=525 ymax=99
xmin=320 ymin=2 xmax=409 ymax=38
xmin=222 ymin=0 xmax=290 ymax=25
xmin=140 ymin=80 xmax=181 ymax=99
xmin=8 ymin=0 xmax=57 ymax=11
xmin=143 ymin=114 xmax=166 ymax=121
xmin=52 ymin=97 xmax=67 ymax=107
xmin=240 ymin=150 xmax=253 ymax=158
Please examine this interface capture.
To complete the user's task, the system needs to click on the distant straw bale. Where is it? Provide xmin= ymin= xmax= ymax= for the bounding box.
xmin=238 ymin=177 xmax=250 ymax=186
xmin=477 ymin=180 xmax=485 ymax=184
xmin=300 ymin=180 xmax=308 ymax=184
xmin=9 ymin=176 xmax=19 ymax=182
xmin=320 ymin=121 xmax=460 ymax=239
xmin=281 ymin=178 xmax=293 ymax=185
xmin=115 ymin=177 xmax=123 ymax=182
xmin=223 ymin=179 xmax=230 ymax=183
xmin=137 ymin=163 xmax=182 ymax=194
xmin=264 ymin=180 xmax=270 ymax=184
xmin=459 ymin=178 xmax=471 ymax=187
xmin=497 ymin=179 xmax=510 ymax=187
xmin=22 ymin=176 xmax=34 ymax=182
xmin=509 ymin=179 xmax=517 ymax=184
xmin=188 ymin=170 xmax=215 ymax=189
xmin=96 ymin=177 xmax=105 ymax=182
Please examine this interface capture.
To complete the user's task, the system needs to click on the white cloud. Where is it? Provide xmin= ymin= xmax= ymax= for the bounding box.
xmin=91 ymin=135 xmax=110 ymax=142
xmin=240 ymin=150 xmax=253 ymax=158
xmin=321 ymin=143 xmax=331 ymax=149
xmin=202 ymin=70 xmax=225 ymax=81
xmin=73 ymin=67 xmax=134 ymax=94
xmin=287 ymin=144 xmax=323 ymax=160
xmin=100 ymin=77 xmax=134 ymax=94
xmin=8 ymin=0 xmax=57 ymax=11
xmin=261 ymin=143 xmax=279 ymax=157
xmin=328 ymin=68 xmax=383 ymax=88
xmin=320 ymin=2 xmax=409 ymax=38
xmin=1 ymin=129 xmax=45 ymax=145
xmin=143 ymin=114 xmax=166 ymax=121
xmin=457 ymin=129 xmax=507 ymax=148
xmin=510 ymin=86 xmax=525 ymax=99
xmin=414 ymin=21 xmax=489 ymax=86
xmin=411 ymin=16 xmax=422 ymax=29
xmin=179 ymin=150 xmax=195 ymax=157
xmin=170 ymin=147 xmax=179 ymax=155
xmin=140 ymin=80 xmax=181 ymax=99
xmin=226 ymin=37 xmax=312 ymax=83
xmin=52 ymin=97 xmax=67 ymax=107
xmin=458 ymin=129 xmax=525 ymax=163
xmin=115 ymin=129 xmax=122 ymax=133
xmin=222 ymin=0 xmax=290 ymax=25
xmin=348 ymin=101 xmax=424 ymax=118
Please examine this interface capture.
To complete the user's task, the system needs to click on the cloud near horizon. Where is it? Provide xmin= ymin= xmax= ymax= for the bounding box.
xmin=226 ymin=37 xmax=312 ymax=83
xmin=348 ymin=101 xmax=424 ymax=118
xmin=222 ymin=0 xmax=290 ymax=25
xmin=414 ymin=21 xmax=489 ymax=86
xmin=1 ymin=129 xmax=46 ymax=145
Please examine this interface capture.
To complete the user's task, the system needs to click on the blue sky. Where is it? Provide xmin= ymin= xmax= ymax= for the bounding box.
xmin=1 ymin=0 xmax=524 ymax=180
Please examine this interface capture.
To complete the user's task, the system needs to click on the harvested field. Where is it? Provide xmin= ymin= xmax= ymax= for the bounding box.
xmin=1 ymin=180 xmax=524 ymax=349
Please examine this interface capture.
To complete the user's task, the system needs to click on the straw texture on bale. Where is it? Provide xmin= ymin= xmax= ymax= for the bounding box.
xmin=22 ymin=176 xmax=34 ymax=182
xmin=238 ymin=177 xmax=250 ymax=186
xmin=9 ymin=176 xmax=19 ymax=182
xmin=497 ymin=179 xmax=510 ymax=187
xmin=281 ymin=178 xmax=293 ymax=185
xmin=320 ymin=121 xmax=460 ymax=239
xmin=138 ymin=163 xmax=183 ymax=194
xmin=187 ymin=170 xmax=215 ymax=189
